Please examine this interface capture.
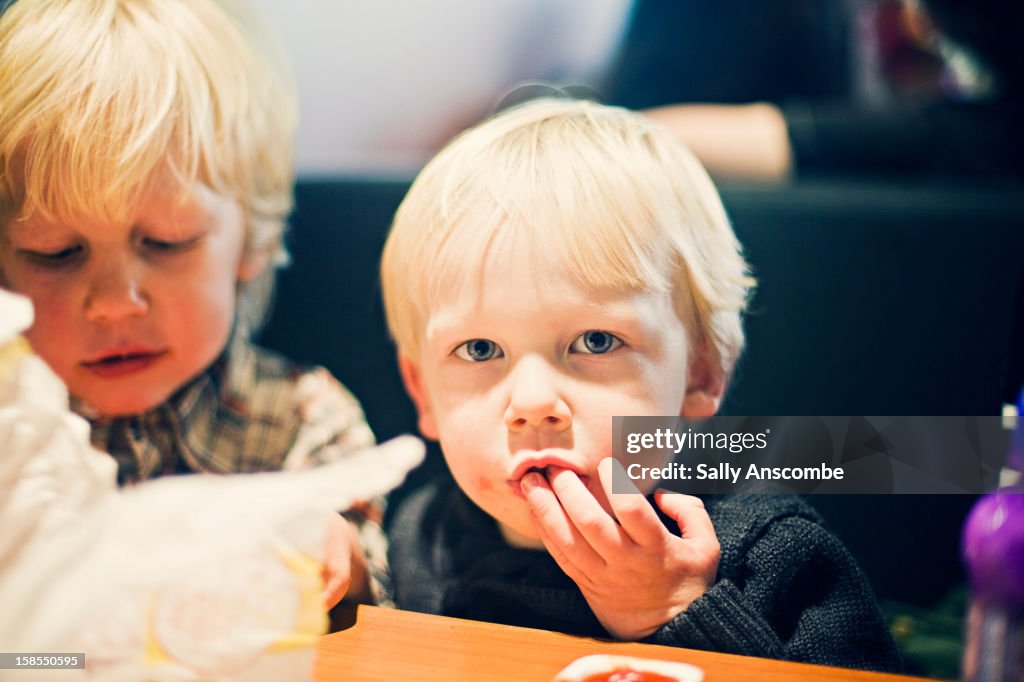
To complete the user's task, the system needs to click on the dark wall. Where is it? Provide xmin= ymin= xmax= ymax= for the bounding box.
xmin=259 ymin=177 xmax=1024 ymax=607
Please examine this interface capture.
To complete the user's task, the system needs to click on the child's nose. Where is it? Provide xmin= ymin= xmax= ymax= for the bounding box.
xmin=503 ymin=357 xmax=572 ymax=432
xmin=84 ymin=260 xmax=149 ymax=322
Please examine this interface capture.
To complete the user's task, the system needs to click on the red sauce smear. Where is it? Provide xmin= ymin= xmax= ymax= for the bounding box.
xmin=580 ymin=670 xmax=681 ymax=682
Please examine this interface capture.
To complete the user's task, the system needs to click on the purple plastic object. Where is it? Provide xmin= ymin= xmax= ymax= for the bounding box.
xmin=963 ymin=489 xmax=1024 ymax=605
xmin=1010 ymin=425 xmax=1024 ymax=473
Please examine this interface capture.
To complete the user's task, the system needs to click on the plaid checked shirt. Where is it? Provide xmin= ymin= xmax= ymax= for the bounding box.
xmin=74 ymin=335 xmax=395 ymax=605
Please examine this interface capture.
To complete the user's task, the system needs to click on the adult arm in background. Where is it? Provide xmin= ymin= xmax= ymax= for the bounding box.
xmin=644 ymin=103 xmax=794 ymax=183
xmin=645 ymin=98 xmax=1022 ymax=182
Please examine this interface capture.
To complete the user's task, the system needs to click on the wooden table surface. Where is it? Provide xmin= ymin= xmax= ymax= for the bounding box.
xmin=314 ymin=605 xmax=932 ymax=682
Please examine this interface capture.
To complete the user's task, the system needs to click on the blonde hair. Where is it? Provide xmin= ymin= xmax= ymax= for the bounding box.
xmin=0 ymin=0 xmax=297 ymax=332
xmin=381 ymin=97 xmax=755 ymax=377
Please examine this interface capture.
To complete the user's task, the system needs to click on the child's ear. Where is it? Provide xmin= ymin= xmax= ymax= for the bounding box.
xmin=680 ymin=343 xmax=725 ymax=418
xmin=236 ymin=251 xmax=270 ymax=283
xmin=398 ymin=353 xmax=439 ymax=440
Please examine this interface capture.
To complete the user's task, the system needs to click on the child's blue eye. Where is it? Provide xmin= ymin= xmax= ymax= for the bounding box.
xmin=570 ymin=330 xmax=622 ymax=355
xmin=454 ymin=339 xmax=503 ymax=362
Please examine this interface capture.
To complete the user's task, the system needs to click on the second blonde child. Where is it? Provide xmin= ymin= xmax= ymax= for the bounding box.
xmin=0 ymin=0 xmax=392 ymax=608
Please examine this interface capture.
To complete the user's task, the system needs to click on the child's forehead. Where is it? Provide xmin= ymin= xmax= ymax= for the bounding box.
xmin=426 ymin=223 xmax=594 ymax=297
xmin=421 ymin=249 xmax=676 ymax=333
xmin=425 ymin=210 xmax=677 ymax=301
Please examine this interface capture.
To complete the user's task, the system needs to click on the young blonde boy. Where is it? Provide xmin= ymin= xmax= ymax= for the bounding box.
xmin=0 ymin=0 xmax=384 ymax=608
xmin=381 ymin=97 xmax=902 ymax=670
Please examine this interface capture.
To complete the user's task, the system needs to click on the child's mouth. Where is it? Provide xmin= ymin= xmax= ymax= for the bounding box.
xmin=509 ymin=466 xmax=592 ymax=498
xmin=82 ymin=351 xmax=167 ymax=378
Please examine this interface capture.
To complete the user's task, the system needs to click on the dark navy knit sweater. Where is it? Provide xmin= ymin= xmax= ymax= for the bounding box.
xmin=388 ymin=472 xmax=902 ymax=673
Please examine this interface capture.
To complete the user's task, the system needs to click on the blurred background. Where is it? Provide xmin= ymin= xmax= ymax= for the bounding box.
xmin=248 ymin=0 xmax=631 ymax=175
xmin=249 ymin=0 xmax=1021 ymax=181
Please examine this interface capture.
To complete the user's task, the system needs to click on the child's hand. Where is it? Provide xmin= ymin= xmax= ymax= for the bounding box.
xmin=521 ymin=457 xmax=720 ymax=641
xmin=321 ymin=514 xmax=369 ymax=609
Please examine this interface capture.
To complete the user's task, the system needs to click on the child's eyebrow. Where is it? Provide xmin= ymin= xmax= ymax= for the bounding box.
xmin=559 ymin=293 xmax=667 ymax=330
xmin=423 ymin=294 xmax=665 ymax=345
xmin=139 ymin=198 xmax=218 ymax=234
xmin=424 ymin=307 xmax=477 ymax=347
xmin=3 ymin=217 xmax=72 ymax=241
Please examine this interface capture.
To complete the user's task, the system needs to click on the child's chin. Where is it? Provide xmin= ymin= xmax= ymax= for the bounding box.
xmin=497 ymin=520 xmax=545 ymax=549
xmin=81 ymin=391 xmax=168 ymax=418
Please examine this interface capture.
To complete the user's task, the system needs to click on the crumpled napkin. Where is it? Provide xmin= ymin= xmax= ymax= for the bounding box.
xmin=0 ymin=289 xmax=424 ymax=681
